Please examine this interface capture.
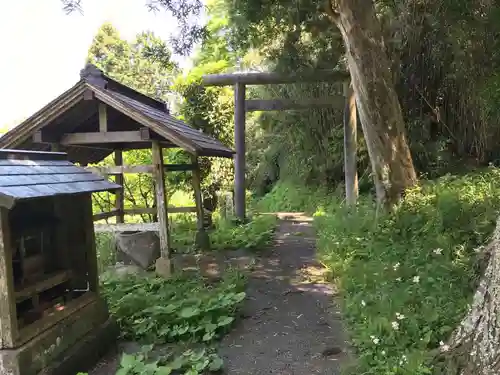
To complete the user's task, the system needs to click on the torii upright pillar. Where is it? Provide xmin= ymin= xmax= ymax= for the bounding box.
xmin=234 ymin=82 xmax=246 ymax=221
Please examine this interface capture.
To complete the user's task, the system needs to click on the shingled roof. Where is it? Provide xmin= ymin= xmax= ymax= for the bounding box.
xmin=0 ymin=64 xmax=234 ymax=164
xmin=0 ymin=149 xmax=120 ymax=209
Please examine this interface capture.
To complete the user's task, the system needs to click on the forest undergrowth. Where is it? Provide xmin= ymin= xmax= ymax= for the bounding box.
xmin=87 ymin=211 xmax=277 ymax=375
xmin=258 ymin=170 xmax=500 ymax=374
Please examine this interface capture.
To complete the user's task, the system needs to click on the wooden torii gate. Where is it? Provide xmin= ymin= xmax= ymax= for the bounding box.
xmin=201 ymin=70 xmax=357 ymax=220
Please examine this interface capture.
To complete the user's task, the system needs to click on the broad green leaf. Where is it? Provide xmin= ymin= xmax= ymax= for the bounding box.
xmin=179 ymin=307 xmax=200 ymax=318
xmin=203 ymin=331 xmax=215 ymax=341
xmin=116 ymin=368 xmax=129 ymax=375
xmin=119 ymin=353 xmax=137 ymax=369
xmin=155 ymin=366 xmax=173 ymax=375
xmin=208 ymin=356 xmax=224 ymax=371
xmin=169 ymin=356 xmax=185 ymax=370
xmin=217 ymin=316 xmax=234 ymax=326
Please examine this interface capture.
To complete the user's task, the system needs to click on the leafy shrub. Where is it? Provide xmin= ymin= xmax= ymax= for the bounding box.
xmin=209 ymin=214 xmax=277 ymax=251
xmin=95 ymin=232 xmax=116 ymax=271
xmin=116 ymin=346 xmax=223 ymax=375
xmin=315 ymin=168 xmax=500 ymax=374
xmin=254 ymin=180 xmax=334 ymax=214
xmin=97 ymin=269 xmax=246 ymax=375
xmin=101 ymin=270 xmax=246 ymax=344
xmin=170 ymin=214 xmax=278 ymax=253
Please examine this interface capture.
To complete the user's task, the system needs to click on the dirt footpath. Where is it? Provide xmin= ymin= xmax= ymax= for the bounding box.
xmin=219 ymin=212 xmax=350 ymax=375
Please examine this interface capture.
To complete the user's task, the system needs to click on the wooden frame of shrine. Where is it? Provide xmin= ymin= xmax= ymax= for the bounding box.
xmin=0 ymin=64 xmax=234 ymax=276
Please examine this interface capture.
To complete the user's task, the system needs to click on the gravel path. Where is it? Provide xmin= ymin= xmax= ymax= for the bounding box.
xmin=219 ymin=212 xmax=350 ymax=375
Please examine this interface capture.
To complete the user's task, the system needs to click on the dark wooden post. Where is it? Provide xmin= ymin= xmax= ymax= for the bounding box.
xmin=152 ymin=141 xmax=172 ymax=277
xmin=191 ymin=155 xmax=210 ymax=250
xmin=82 ymin=194 xmax=100 ymax=293
xmin=0 ymin=208 xmax=18 ymax=348
xmin=234 ymin=82 xmax=246 ymax=221
xmin=114 ymin=150 xmax=125 ymax=223
xmin=343 ymin=81 xmax=359 ymax=206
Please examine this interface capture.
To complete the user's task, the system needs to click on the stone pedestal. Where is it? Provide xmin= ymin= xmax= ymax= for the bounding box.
xmin=0 ymin=295 xmax=118 ymax=375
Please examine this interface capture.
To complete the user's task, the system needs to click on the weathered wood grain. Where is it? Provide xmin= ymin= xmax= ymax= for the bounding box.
xmin=0 ymin=208 xmax=18 ymax=348
xmin=114 ymin=151 xmax=124 ymax=224
xmin=202 ymin=70 xmax=350 ymax=86
xmin=61 ymin=130 xmax=150 ymax=145
xmin=151 ymin=141 xmax=171 ymax=259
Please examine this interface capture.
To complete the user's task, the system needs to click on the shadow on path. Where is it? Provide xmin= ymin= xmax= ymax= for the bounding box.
xmin=219 ymin=212 xmax=349 ymax=375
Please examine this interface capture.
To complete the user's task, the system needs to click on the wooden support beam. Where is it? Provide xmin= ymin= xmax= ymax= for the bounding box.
xmin=245 ymin=96 xmax=345 ymax=112
xmin=82 ymin=195 xmax=100 ymax=293
xmin=202 ymin=70 xmax=351 ymax=86
xmin=114 ymin=150 xmax=124 ymax=224
xmin=123 ymin=206 xmax=200 ymax=215
xmin=93 ymin=209 xmax=120 ymax=221
xmin=191 ymin=156 xmax=210 ymax=250
xmin=0 ymin=208 xmax=18 ymax=348
xmin=85 ymin=163 xmax=196 ymax=176
xmin=343 ymin=82 xmax=359 ymax=206
xmin=98 ymin=103 xmax=107 ymax=132
xmin=152 ymin=141 xmax=172 ymax=277
xmin=234 ymin=82 xmax=246 ymax=221
xmin=61 ymin=129 xmax=151 ymax=145
xmin=86 ymin=165 xmax=153 ymax=175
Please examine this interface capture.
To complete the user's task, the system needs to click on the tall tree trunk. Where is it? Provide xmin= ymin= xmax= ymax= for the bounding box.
xmin=327 ymin=0 xmax=417 ymax=208
xmin=434 ymin=218 xmax=500 ymax=375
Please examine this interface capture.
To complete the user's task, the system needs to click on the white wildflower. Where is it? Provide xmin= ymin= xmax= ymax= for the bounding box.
xmin=399 ymin=355 xmax=408 ymax=365
xmin=413 ymin=275 xmax=420 ymax=283
xmin=440 ymin=341 xmax=450 ymax=352
xmin=396 ymin=277 xmax=402 ymax=282
xmin=361 ymin=300 xmax=366 ymax=307
xmin=393 ymin=262 xmax=400 ymax=271
xmin=381 ymin=350 xmax=386 ymax=356
xmin=396 ymin=313 xmax=405 ymax=320
xmin=370 ymin=335 xmax=380 ymax=345
xmin=391 ymin=321 xmax=399 ymax=330
xmin=433 ymin=248 xmax=443 ymax=255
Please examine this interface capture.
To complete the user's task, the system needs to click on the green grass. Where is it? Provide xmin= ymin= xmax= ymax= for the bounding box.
xmin=96 ymin=213 xmax=278 ymax=270
xmin=256 ymin=171 xmax=500 ymax=374
xmin=314 ymin=169 xmax=500 ymax=374
xmin=253 ymin=180 xmax=335 ymax=214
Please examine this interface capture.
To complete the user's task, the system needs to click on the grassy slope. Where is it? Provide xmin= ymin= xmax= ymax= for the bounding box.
xmin=258 ymin=170 xmax=500 ymax=374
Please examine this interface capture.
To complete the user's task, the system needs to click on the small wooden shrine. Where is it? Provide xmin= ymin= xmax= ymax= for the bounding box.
xmin=0 ymin=149 xmax=120 ymax=375
xmin=0 ymin=64 xmax=234 ymax=276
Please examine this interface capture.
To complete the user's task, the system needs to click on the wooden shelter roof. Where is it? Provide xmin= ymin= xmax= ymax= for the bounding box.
xmin=0 ymin=64 xmax=234 ymax=164
xmin=0 ymin=149 xmax=120 ymax=209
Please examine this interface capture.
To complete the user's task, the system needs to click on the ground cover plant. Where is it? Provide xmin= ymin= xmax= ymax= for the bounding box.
xmin=93 ymin=269 xmax=246 ymax=375
xmin=91 ymin=209 xmax=276 ymax=375
xmin=95 ymin=213 xmax=278 ymax=269
xmin=313 ymin=168 xmax=500 ymax=374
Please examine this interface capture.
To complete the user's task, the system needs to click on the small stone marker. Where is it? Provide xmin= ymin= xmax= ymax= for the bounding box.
xmin=155 ymin=257 xmax=173 ymax=278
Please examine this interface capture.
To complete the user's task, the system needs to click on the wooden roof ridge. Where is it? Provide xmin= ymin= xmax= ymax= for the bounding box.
xmin=91 ymin=85 xmax=234 ymax=157
xmin=0 ymin=81 xmax=87 ymax=149
xmin=80 ymin=63 xmax=169 ymax=113
xmin=0 ymin=149 xmax=120 ymax=210
xmin=0 ymin=63 xmax=234 ymax=158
